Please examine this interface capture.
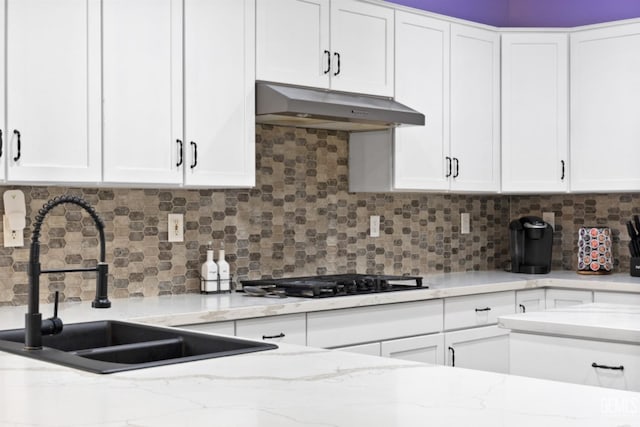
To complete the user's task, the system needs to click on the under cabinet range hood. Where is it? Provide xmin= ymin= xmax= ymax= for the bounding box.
xmin=256 ymin=82 xmax=425 ymax=132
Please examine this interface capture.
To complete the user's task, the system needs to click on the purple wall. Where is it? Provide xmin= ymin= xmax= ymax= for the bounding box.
xmin=387 ymin=0 xmax=640 ymax=27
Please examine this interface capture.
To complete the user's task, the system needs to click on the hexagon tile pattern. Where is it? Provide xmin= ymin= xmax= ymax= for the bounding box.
xmin=0 ymin=125 xmax=636 ymax=306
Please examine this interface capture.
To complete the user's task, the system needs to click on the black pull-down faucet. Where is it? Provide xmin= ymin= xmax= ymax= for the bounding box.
xmin=25 ymin=195 xmax=111 ymax=350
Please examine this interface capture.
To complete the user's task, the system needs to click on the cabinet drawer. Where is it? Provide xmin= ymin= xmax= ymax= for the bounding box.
xmin=444 ymin=291 xmax=515 ymax=330
xmin=381 ymin=333 xmax=445 ymax=365
xmin=546 ymin=288 xmax=592 ymax=308
xmin=307 ymin=300 xmax=443 ymax=348
xmin=178 ymin=321 xmax=235 ymax=336
xmin=594 ymin=291 xmax=640 ymax=305
xmin=235 ymin=313 xmax=306 ymax=345
xmin=444 ymin=325 xmax=510 ymax=373
xmin=335 ymin=342 xmax=381 ymax=357
xmin=511 ymin=332 xmax=640 ymax=392
xmin=516 ymin=289 xmax=546 ymax=313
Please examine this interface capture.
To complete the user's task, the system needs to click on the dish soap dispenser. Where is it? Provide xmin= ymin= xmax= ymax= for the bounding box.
xmin=201 ymin=241 xmax=218 ymax=293
xmin=217 ymin=243 xmax=231 ymax=292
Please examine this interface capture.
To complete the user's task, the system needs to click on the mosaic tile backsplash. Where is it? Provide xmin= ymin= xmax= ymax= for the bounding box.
xmin=0 ymin=125 xmax=638 ymax=306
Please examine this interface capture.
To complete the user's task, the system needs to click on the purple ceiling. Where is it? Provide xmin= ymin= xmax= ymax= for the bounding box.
xmin=387 ymin=0 xmax=640 ymax=27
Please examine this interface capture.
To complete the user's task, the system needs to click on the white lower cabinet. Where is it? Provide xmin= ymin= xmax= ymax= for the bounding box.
xmin=235 ymin=313 xmax=306 ymax=345
xmin=307 ymin=299 xmax=443 ymax=348
xmin=178 ymin=321 xmax=235 ymax=335
xmin=444 ymin=325 xmax=510 ymax=374
xmin=381 ymin=333 xmax=445 ymax=365
xmin=510 ymin=332 xmax=640 ymax=391
xmin=516 ymin=289 xmax=546 ymax=313
xmin=335 ymin=342 xmax=381 ymax=357
xmin=594 ymin=291 xmax=640 ymax=305
xmin=545 ymin=288 xmax=593 ymax=308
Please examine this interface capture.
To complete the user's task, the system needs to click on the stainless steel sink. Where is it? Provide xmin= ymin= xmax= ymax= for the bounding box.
xmin=0 ymin=320 xmax=277 ymax=374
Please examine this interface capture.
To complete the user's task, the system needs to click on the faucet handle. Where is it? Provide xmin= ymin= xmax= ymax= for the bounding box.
xmin=41 ymin=291 xmax=64 ymax=336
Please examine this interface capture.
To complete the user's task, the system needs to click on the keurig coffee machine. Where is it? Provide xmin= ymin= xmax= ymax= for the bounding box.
xmin=509 ymin=216 xmax=553 ymax=274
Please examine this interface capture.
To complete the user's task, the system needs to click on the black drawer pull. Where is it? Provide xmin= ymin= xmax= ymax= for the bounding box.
xmin=560 ymin=160 xmax=566 ymax=181
xmin=323 ymin=50 xmax=331 ymax=74
xmin=519 ymin=304 xmax=526 ymax=313
xmin=262 ymin=332 xmax=285 ymax=340
xmin=445 ymin=156 xmax=452 ymax=177
xmin=190 ymin=141 xmax=198 ymax=169
xmin=0 ymin=129 xmax=3 ymax=158
xmin=13 ymin=129 xmax=21 ymax=162
xmin=333 ymin=52 xmax=341 ymax=76
xmin=475 ymin=307 xmax=491 ymax=312
xmin=176 ymin=139 xmax=183 ymax=167
xmin=448 ymin=346 xmax=455 ymax=367
xmin=453 ymin=157 xmax=460 ymax=178
xmin=592 ymin=362 xmax=624 ymax=371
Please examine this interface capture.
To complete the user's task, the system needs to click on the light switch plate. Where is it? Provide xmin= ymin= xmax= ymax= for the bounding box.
xmin=461 ymin=213 xmax=470 ymax=234
xmin=3 ymin=215 xmax=24 ymax=247
xmin=370 ymin=215 xmax=380 ymax=238
xmin=168 ymin=214 xmax=184 ymax=242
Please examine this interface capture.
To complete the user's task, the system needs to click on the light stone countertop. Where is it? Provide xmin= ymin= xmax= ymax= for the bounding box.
xmin=1 ymin=271 xmax=640 ymax=426
xmin=0 ymin=270 xmax=639 ymax=329
xmin=499 ymin=303 xmax=640 ymax=343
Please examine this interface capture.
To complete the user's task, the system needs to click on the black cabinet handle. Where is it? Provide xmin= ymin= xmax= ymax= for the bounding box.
xmin=0 ymin=129 xmax=3 ymax=158
xmin=445 ymin=156 xmax=452 ymax=178
xmin=519 ymin=304 xmax=526 ymax=313
xmin=190 ymin=141 xmax=198 ymax=169
xmin=262 ymin=332 xmax=285 ymax=340
xmin=453 ymin=157 xmax=460 ymax=178
xmin=448 ymin=346 xmax=455 ymax=367
xmin=13 ymin=130 xmax=21 ymax=162
xmin=323 ymin=50 xmax=331 ymax=74
xmin=333 ymin=52 xmax=341 ymax=76
xmin=176 ymin=139 xmax=183 ymax=167
xmin=592 ymin=362 xmax=624 ymax=371
xmin=561 ymin=160 xmax=565 ymax=181
xmin=475 ymin=307 xmax=491 ymax=312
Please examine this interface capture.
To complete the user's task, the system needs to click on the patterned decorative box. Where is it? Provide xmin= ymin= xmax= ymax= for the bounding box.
xmin=577 ymin=227 xmax=613 ymax=274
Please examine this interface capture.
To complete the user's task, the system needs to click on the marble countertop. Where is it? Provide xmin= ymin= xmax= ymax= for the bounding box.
xmin=2 ymin=271 xmax=640 ymax=426
xmin=1 ymin=271 xmax=639 ymax=329
xmin=1 ymin=338 xmax=639 ymax=426
xmin=499 ymin=303 xmax=640 ymax=343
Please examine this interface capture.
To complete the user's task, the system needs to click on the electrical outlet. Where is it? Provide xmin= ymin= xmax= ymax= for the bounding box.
xmin=460 ymin=213 xmax=470 ymax=234
xmin=370 ymin=215 xmax=380 ymax=238
xmin=168 ymin=214 xmax=184 ymax=242
xmin=543 ymin=212 xmax=555 ymax=230
xmin=3 ymin=215 xmax=24 ymax=247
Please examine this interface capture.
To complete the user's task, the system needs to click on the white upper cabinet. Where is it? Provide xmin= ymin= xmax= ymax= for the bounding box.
xmin=393 ymin=12 xmax=450 ymax=191
xmin=256 ymin=0 xmax=394 ymax=97
xmin=571 ymin=22 xmax=640 ymax=192
xmin=256 ymin=0 xmax=330 ymax=89
xmin=0 ymin=0 xmax=5 ymax=182
xmin=329 ymin=0 xmax=394 ymax=97
xmin=449 ymin=24 xmax=501 ymax=192
xmin=183 ymin=0 xmax=255 ymax=187
xmin=5 ymin=0 xmax=101 ymax=183
xmin=501 ymin=33 xmax=568 ymax=193
xmin=102 ymin=0 xmax=183 ymax=185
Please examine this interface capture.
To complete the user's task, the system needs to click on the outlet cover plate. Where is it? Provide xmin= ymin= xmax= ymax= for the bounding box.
xmin=3 ymin=215 xmax=24 ymax=247
xmin=461 ymin=213 xmax=470 ymax=234
xmin=370 ymin=215 xmax=380 ymax=238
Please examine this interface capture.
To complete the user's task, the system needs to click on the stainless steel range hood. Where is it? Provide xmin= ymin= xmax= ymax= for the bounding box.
xmin=256 ymin=82 xmax=425 ymax=132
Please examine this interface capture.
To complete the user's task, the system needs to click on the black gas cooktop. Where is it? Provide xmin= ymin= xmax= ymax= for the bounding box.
xmin=240 ymin=274 xmax=425 ymax=298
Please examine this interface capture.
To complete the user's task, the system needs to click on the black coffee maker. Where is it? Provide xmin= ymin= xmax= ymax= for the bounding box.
xmin=509 ymin=216 xmax=553 ymax=274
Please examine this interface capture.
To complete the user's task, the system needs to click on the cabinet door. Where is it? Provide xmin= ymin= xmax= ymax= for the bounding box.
xmin=5 ymin=0 xmax=101 ymax=183
xmin=381 ymin=333 xmax=445 ymax=365
xmin=183 ymin=0 xmax=255 ymax=187
xmin=571 ymin=23 xmax=640 ymax=192
xmin=516 ymin=289 xmax=546 ymax=313
xmin=335 ymin=342 xmax=381 ymax=357
xmin=103 ymin=0 xmax=183 ymax=185
xmin=256 ymin=0 xmax=330 ymax=89
xmin=444 ymin=325 xmax=509 ymax=374
xmin=449 ymin=24 xmax=500 ymax=192
xmin=393 ymin=12 xmax=450 ymax=191
xmin=501 ymin=33 xmax=568 ymax=193
xmin=178 ymin=321 xmax=235 ymax=336
xmin=511 ymin=332 xmax=640 ymax=392
xmin=0 ymin=0 xmax=5 ymax=182
xmin=330 ymin=0 xmax=394 ymax=97
xmin=545 ymin=289 xmax=592 ymax=309
xmin=236 ymin=313 xmax=306 ymax=345
xmin=594 ymin=291 xmax=640 ymax=305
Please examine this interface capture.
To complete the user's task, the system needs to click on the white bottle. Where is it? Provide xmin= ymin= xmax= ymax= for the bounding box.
xmin=201 ymin=242 xmax=218 ymax=293
xmin=217 ymin=244 xmax=231 ymax=292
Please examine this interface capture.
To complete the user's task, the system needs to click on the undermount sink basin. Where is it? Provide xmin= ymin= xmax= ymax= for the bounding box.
xmin=0 ymin=320 xmax=277 ymax=374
